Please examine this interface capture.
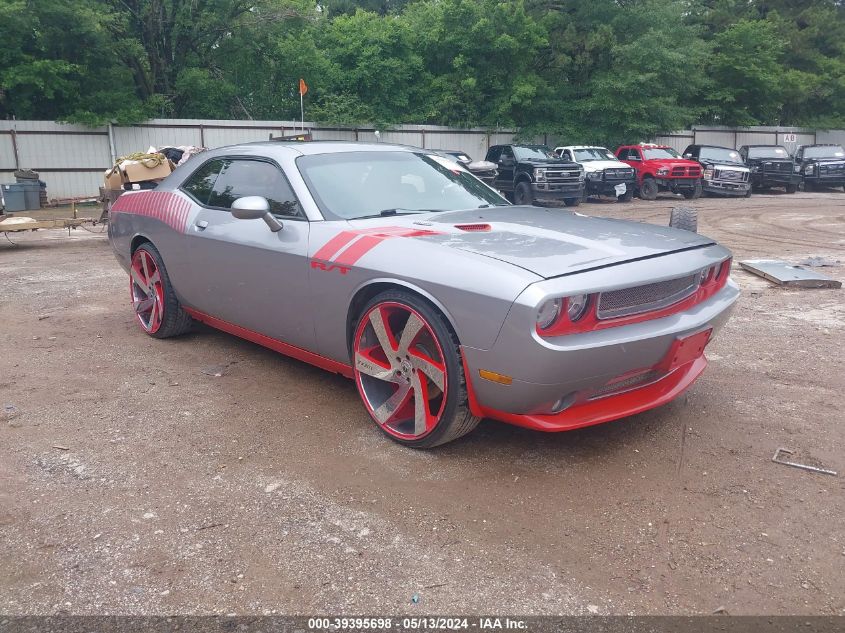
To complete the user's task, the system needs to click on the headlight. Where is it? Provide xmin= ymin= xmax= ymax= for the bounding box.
xmin=534 ymin=168 xmax=547 ymax=182
xmin=751 ymin=165 xmax=761 ymax=172
xmin=536 ymin=298 xmax=562 ymax=330
xmin=587 ymin=171 xmax=601 ymax=180
xmin=704 ymin=168 xmax=714 ymax=179
xmin=578 ymin=170 xmax=585 ymax=182
xmin=656 ymin=167 xmax=669 ymax=176
xmin=804 ymin=164 xmax=815 ymax=175
xmin=567 ymin=294 xmax=589 ymax=322
xmin=793 ymin=164 xmax=801 ymax=173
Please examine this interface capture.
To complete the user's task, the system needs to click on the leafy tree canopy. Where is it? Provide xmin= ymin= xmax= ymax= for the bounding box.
xmin=1 ymin=0 xmax=842 ymax=141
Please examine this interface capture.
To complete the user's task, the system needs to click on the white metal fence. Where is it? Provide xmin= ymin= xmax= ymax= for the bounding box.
xmin=1 ymin=119 xmax=843 ymax=201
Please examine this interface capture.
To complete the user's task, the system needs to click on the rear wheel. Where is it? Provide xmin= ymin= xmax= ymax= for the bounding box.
xmin=514 ymin=181 xmax=534 ymax=205
xmin=639 ymin=177 xmax=658 ymax=200
xmin=352 ymin=291 xmax=480 ymax=448
xmin=130 ymin=243 xmax=192 ymax=338
xmin=682 ymin=180 xmax=702 ymax=199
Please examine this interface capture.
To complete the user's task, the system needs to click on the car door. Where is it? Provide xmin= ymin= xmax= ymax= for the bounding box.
xmin=496 ymin=146 xmax=516 ymax=192
xmin=181 ymin=156 xmax=315 ymax=350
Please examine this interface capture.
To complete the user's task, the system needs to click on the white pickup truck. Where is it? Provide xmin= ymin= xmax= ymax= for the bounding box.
xmin=554 ymin=145 xmax=637 ymax=202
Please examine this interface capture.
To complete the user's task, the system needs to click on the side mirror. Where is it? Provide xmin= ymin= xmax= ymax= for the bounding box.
xmin=683 ymin=153 xmax=693 ymax=159
xmin=231 ymin=196 xmax=283 ymax=232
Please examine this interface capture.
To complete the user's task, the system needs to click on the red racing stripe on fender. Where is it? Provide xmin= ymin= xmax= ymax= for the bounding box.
xmin=312 ymin=231 xmax=360 ymax=261
xmin=332 ymin=234 xmax=387 ymax=267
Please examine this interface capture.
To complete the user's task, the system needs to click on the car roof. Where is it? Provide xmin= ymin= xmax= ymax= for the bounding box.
xmin=742 ymin=144 xmax=787 ymax=148
xmin=555 ymin=145 xmax=609 ymax=150
xmin=618 ymin=144 xmax=672 ymax=149
xmin=205 ymin=140 xmax=421 ymax=157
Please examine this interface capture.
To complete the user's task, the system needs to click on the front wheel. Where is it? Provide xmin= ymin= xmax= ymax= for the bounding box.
xmin=352 ymin=291 xmax=480 ymax=448
xmin=514 ymin=181 xmax=534 ymax=205
xmin=129 ymin=243 xmax=192 ymax=338
xmin=563 ymin=195 xmax=581 ymax=207
xmin=786 ymin=184 xmax=798 ymax=194
xmin=682 ymin=180 xmax=702 ymax=199
xmin=744 ymin=187 xmax=752 ymax=198
xmin=617 ymin=188 xmax=634 ymax=202
xmin=639 ymin=178 xmax=658 ymax=200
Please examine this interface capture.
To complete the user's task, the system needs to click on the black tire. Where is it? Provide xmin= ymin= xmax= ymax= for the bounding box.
xmin=132 ymin=242 xmax=193 ymax=339
xmin=785 ymin=184 xmax=797 ymax=194
xmin=669 ymin=206 xmax=698 ymax=233
xmin=682 ymin=180 xmax=703 ymax=199
xmin=617 ymin=188 xmax=634 ymax=202
xmin=563 ymin=196 xmax=581 ymax=207
xmin=352 ymin=290 xmax=480 ymax=448
xmin=744 ymin=186 xmax=752 ymax=198
xmin=639 ymin=177 xmax=658 ymax=200
xmin=514 ymin=181 xmax=534 ymax=205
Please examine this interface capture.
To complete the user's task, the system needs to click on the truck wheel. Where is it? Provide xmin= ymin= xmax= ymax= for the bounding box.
xmin=785 ymin=184 xmax=797 ymax=194
xmin=669 ymin=206 xmax=698 ymax=233
xmin=617 ymin=189 xmax=634 ymax=202
xmin=639 ymin=177 xmax=658 ymax=200
xmin=514 ymin=181 xmax=534 ymax=206
xmin=744 ymin=187 xmax=752 ymax=198
xmin=563 ymin=196 xmax=581 ymax=207
xmin=682 ymin=180 xmax=702 ymax=199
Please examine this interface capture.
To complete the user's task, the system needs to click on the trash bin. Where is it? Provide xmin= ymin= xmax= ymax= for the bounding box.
xmin=20 ymin=181 xmax=41 ymax=209
xmin=1 ymin=183 xmax=27 ymax=212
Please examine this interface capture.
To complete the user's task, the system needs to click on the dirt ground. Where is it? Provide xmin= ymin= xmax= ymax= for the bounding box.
xmin=1 ymin=191 xmax=843 ymax=616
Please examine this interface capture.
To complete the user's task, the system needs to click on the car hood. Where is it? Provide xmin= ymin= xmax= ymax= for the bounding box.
xmin=521 ymin=159 xmax=580 ymax=169
xmin=580 ymin=160 xmax=630 ymax=172
xmin=643 ymin=159 xmax=700 ymax=169
xmin=373 ymin=207 xmax=715 ymax=279
xmin=700 ymin=160 xmax=749 ymax=171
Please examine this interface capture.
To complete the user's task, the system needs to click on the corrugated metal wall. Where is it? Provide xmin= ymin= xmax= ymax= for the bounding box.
xmin=0 ymin=120 xmax=841 ymax=200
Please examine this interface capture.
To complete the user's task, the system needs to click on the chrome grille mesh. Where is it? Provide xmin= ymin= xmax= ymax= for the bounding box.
xmin=597 ymin=274 xmax=700 ymax=319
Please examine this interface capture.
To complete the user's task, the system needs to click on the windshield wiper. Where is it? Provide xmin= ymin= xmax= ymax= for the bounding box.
xmin=355 ymin=208 xmax=445 ymax=220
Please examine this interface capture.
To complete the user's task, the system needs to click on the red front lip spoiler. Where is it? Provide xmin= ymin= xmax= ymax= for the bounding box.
xmin=464 ymin=355 xmax=708 ymax=433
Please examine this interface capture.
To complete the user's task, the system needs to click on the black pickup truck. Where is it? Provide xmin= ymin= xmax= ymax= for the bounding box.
xmin=485 ymin=144 xmax=585 ymax=206
xmin=739 ymin=145 xmax=800 ymax=193
xmin=794 ymin=144 xmax=845 ymax=191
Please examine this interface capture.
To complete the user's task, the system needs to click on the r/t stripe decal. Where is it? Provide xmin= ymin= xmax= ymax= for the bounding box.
xmin=311 ymin=227 xmax=441 ymax=271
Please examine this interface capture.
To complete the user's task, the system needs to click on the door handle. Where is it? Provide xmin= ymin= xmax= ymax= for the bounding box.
xmin=195 ymin=220 xmax=208 ymax=231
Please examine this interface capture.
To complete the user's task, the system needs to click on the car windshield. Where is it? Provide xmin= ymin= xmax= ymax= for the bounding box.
xmin=699 ymin=147 xmax=743 ymax=163
xmin=747 ymin=146 xmax=790 ymax=159
xmin=642 ymin=147 xmax=680 ymax=159
xmin=573 ymin=148 xmax=616 ymax=162
xmin=804 ymin=145 xmax=845 ymax=159
xmin=513 ymin=146 xmax=557 ymax=161
xmin=296 ymin=151 xmax=509 ymax=220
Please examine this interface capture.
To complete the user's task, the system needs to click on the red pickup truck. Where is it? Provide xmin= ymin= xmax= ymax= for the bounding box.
xmin=615 ymin=144 xmax=702 ymax=200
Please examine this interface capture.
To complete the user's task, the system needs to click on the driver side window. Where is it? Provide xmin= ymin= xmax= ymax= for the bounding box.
xmin=626 ymin=149 xmax=642 ymax=161
xmin=208 ymin=159 xmax=303 ymax=218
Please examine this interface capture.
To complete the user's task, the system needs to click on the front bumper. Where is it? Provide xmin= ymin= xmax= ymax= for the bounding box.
xmin=751 ymin=172 xmax=800 ymax=188
xmin=462 ymin=245 xmax=739 ymax=431
xmin=586 ymin=178 xmax=636 ymax=196
xmin=804 ymin=175 xmax=845 ymax=188
xmin=703 ymin=179 xmax=750 ymax=196
xmin=532 ymin=181 xmax=585 ymax=200
xmin=656 ymin=178 xmax=698 ymax=192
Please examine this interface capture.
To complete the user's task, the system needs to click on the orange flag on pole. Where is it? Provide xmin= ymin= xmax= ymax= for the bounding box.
xmin=299 ymin=78 xmax=308 ymax=96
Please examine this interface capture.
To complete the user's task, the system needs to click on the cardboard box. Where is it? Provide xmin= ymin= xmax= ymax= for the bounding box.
xmin=119 ymin=156 xmax=174 ymax=184
xmin=103 ymin=166 xmax=124 ymax=190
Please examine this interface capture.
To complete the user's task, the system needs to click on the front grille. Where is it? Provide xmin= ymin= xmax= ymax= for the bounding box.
xmin=820 ymin=162 xmax=845 ymax=177
xmin=597 ymin=274 xmax=700 ymax=320
xmin=714 ymin=168 xmax=749 ymax=182
xmin=670 ymin=166 xmax=701 ymax=177
xmin=545 ymin=169 xmax=582 ymax=184
xmin=588 ymin=370 xmax=666 ymax=400
xmin=763 ymin=161 xmax=793 ymax=174
xmin=604 ymin=168 xmax=633 ymax=180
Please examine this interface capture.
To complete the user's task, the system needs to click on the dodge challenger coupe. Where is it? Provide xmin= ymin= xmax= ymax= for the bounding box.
xmin=108 ymin=142 xmax=739 ymax=448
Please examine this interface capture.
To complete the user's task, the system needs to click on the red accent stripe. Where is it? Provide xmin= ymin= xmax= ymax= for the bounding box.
xmin=332 ymin=235 xmax=386 ymax=266
xmin=313 ymin=231 xmax=359 ymax=261
xmin=184 ymin=308 xmax=354 ymax=379
xmin=111 ymin=190 xmax=192 ymax=233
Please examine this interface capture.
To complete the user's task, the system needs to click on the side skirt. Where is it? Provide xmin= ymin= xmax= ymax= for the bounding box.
xmin=184 ymin=308 xmax=354 ymax=379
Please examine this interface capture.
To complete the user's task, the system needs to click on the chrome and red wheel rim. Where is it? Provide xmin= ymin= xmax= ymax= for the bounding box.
xmin=130 ymin=249 xmax=164 ymax=334
xmin=353 ymin=302 xmax=448 ymax=440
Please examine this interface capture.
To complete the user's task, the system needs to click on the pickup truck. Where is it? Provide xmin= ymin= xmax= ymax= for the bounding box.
xmin=485 ymin=144 xmax=585 ymax=206
xmin=615 ymin=144 xmax=702 ymax=200
xmin=794 ymin=144 xmax=845 ymax=191
xmin=554 ymin=145 xmax=636 ymax=202
xmin=682 ymin=144 xmax=751 ymax=197
xmin=738 ymin=145 xmax=800 ymax=193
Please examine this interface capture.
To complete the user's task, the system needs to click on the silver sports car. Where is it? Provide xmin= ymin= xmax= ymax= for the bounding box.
xmin=108 ymin=142 xmax=739 ymax=448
